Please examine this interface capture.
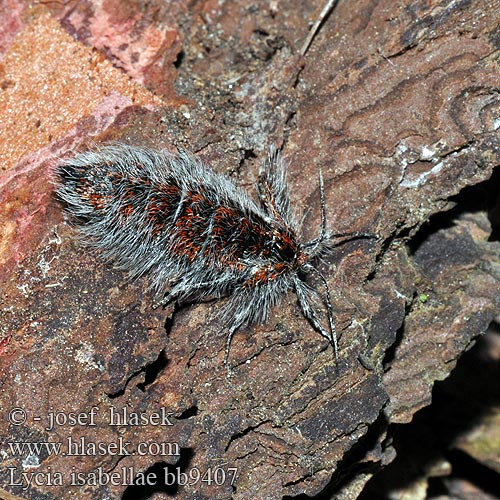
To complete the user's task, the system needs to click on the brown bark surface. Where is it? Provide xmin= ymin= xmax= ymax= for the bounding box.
xmin=1 ymin=1 xmax=499 ymax=499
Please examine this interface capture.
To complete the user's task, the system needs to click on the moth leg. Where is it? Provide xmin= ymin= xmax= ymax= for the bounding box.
xmin=331 ymin=231 xmax=378 ymax=240
xmin=152 ymin=276 xmax=233 ymax=309
xmin=223 ymin=264 xmax=290 ymax=364
xmin=224 ymin=319 xmax=246 ymax=366
xmin=294 ymin=278 xmax=338 ymax=359
xmin=153 ymin=291 xmax=176 ymax=310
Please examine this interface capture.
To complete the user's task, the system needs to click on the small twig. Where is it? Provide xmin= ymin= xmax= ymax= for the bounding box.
xmin=300 ymin=0 xmax=340 ymax=56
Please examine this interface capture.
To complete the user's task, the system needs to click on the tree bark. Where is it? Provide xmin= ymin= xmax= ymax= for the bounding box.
xmin=1 ymin=1 xmax=499 ymax=499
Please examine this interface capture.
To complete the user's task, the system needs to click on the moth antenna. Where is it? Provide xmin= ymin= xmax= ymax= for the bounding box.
xmin=329 ymin=231 xmax=378 ymax=243
xmin=300 ymin=0 xmax=340 ymax=55
xmin=303 ymin=169 xmax=328 ymax=255
xmin=319 ymin=168 xmax=327 ymax=243
xmin=303 ymin=169 xmax=378 ymax=256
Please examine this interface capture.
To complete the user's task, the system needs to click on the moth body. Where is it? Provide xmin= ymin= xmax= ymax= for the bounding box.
xmin=56 ymin=144 xmax=368 ymax=363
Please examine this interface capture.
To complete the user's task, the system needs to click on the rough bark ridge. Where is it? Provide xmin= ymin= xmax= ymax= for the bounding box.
xmin=0 ymin=0 xmax=499 ymax=499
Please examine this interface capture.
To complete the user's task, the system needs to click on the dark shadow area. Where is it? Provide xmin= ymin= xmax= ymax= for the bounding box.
xmin=174 ymin=50 xmax=185 ymax=69
xmin=121 ymin=448 xmax=195 ymax=499
xmin=283 ymin=412 xmax=390 ymax=499
xmin=428 ymin=448 xmax=500 ymax=498
xmin=238 ymin=148 xmax=258 ymax=172
xmin=108 ymin=349 xmax=170 ymax=399
xmin=137 ymin=349 xmax=169 ymax=392
xmin=353 ymin=166 xmax=500 ymax=499
xmin=358 ymin=325 xmax=500 ymax=499
xmin=408 ymin=166 xmax=500 ymax=255
xmin=177 ymin=404 xmax=199 ymax=420
xmin=381 ymin=313 xmax=408 ymax=369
